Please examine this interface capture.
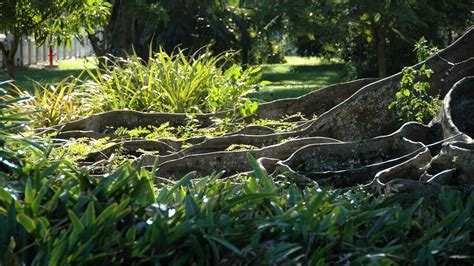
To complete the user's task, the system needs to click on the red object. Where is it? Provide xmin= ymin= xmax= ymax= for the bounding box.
xmin=49 ymin=47 xmax=53 ymax=65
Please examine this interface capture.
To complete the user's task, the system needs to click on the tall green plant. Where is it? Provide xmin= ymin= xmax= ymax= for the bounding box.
xmin=84 ymin=49 xmax=262 ymax=114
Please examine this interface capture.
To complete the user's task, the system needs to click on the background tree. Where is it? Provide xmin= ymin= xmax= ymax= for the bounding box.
xmin=88 ymin=0 xmax=240 ymax=61
xmin=290 ymin=0 xmax=474 ymax=78
xmin=0 ymin=0 xmax=110 ymax=79
xmin=88 ymin=0 xmax=297 ymax=65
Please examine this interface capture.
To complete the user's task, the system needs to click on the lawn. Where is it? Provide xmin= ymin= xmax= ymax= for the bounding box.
xmin=0 ymin=57 xmax=96 ymax=91
xmin=248 ymin=56 xmax=348 ymax=101
xmin=1 ymin=56 xmax=347 ymax=100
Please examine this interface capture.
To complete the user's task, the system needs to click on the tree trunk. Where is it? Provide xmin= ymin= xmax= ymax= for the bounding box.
xmin=5 ymin=58 xmax=15 ymax=80
xmin=373 ymin=24 xmax=387 ymax=78
xmin=87 ymin=32 xmax=107 ymax=68
xmin=240 ymin=13 xmax=250 ymax=66
xmin=0 ymin=34 xmax=21 ymax=80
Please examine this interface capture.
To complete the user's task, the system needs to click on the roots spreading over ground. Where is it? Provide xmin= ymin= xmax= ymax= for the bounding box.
xmin=48 ymin=27 xmax=474 ymax=194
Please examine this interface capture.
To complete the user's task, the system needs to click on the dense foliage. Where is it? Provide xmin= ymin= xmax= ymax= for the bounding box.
xmin=85 ymin=0 xmax=473 ymax=77
xmin=14 ymin=49 xmax=263 ymax=127
xmin=83 ymin=49 xmax=262 ymax=114
xmin=0 ymin=0 xmax=110 ymax=78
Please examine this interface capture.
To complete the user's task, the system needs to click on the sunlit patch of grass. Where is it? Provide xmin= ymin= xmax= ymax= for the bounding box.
xmin=0 ymin=57 xmax=96 ymax=91
xmin=248 ymin=56 xmax=347 ymax=101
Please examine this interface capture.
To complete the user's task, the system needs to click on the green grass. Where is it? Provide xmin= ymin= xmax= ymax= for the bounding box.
xmin=248 ymin=56 xmax=348 ymax=101
xmin=1 ymin=56 xmax=347 ymax=101
xmin=0 ymin=57 xmax=96 ymax=91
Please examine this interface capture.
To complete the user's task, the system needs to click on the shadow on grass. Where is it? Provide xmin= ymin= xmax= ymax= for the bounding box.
xmin=0 ymin=68 xmax=91 ymax=92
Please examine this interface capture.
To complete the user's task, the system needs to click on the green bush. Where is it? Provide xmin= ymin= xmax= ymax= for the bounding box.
xmin=12 ymin=49 xmax=263 ymax=127
xmin=388 ymin=37 xmax=442 ymax=126
xmin=389 ymin=64 xmax=441 ymax=125
xmin=83 ymin=49 xmax=262 ymax=114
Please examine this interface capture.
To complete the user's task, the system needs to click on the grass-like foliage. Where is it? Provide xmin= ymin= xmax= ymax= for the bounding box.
xmin=13 ymin=49 xmax=263 ymax=127
xmin=1 ymin=91 xmax=473 ymax=265
xmin=84 ymin=49 xmax=262 ymax=114
xmin=6 ymin=76 xmax=90 ymax=128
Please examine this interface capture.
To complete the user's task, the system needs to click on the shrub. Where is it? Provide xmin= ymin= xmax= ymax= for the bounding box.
xmin=389 ymin=64 xmax=441 ymax=125
xmin=30 ymin=77 xmax=90 ymax=127
xmin=83 ymin=48 xmax=262 ymax=114
xmin=388 ymin=37 xmax=443 ymax=126
xmin=11 ymin=49 xmax=263 ymax=127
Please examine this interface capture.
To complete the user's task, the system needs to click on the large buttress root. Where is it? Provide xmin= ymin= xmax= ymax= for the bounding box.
xmin=50 ymin=27 xmax=474 ymax=191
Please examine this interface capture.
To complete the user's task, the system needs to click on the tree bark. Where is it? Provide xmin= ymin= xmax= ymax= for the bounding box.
xmin=0 ymin=34 xmax=20 ymax=80
xmin=239 ymin=11 xmax=250 ymax=66
xmin=373 ymin=24 xmax=387 ymax=78
xmin=87 ymin=32 xmax=107 ymax=67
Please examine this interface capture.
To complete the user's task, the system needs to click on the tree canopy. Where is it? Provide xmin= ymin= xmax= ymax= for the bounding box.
xmin=88 ymin=0 xmax=472 ymax=77
xmin=0 ymin=0 xmax=110 ymax=78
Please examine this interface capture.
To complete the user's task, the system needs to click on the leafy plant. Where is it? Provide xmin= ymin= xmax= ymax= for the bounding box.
xmin=30 ymin=76 xmax=90 ymax=127
xmin=2 ymin=81 xmax=473 ymax=265
xmin=389 ymin=64 xmax=441 ymax=125
xmin=0 ymin=82 xmax=31 ymax=132
xmin=7 ymin=76 xmax=90 ymax=127
xmin=1 ymin=142 xmax=473 ymax=264
xmin=83 ymin=48 xmax=263 ymax=114
xmin=414 ymin=37 xmax=441 ymax=62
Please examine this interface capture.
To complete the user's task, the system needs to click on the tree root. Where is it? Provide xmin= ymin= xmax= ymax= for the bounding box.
xmin=251 ymin=78 xmax=379 ymax=120
xmin=84 ymin=140 xmax=176 ymax=162
xmin=274 ymin=133 xmax=430 ymax=188
xmin=45 ymin=27 xmax=474 ymax=191
xmin=51 ymin=110 xmax=224 ymax=132
xmin=430 ymin=76 xmax=474 ymax=143
xmin=298 ymin=28 xmax=474 ymax=141
xmin=149 ymin=137 xmax=340 ymax=178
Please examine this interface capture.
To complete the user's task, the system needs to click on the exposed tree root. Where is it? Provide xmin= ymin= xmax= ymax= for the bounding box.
xmin=274 ymin=133 xmax=431 ymax=188
xmin=430 ymin=76 xmax=474 ymax=143
xmin=250 ymin=78 xmax=379 ymax=120
xmin=52 ymin=130 xmax=112 ymax=139
xmin=380 ymin=179 xmax=474 ymax=199
xmin=49 ymin=110 xmax=225 ymax=133
xmin=299 ymin=59 xmax=474 ymax=141
xmin=149 ymin=137 xmax=340 ymax=178
xmin=84 ymin=140 xmax=176 ymax=162
xmin=56 ymin=27 xmax=474 ymax=191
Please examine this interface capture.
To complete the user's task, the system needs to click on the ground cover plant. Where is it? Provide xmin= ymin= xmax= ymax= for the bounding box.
xmin=1 ymin=27 xmax=474 ymax=265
